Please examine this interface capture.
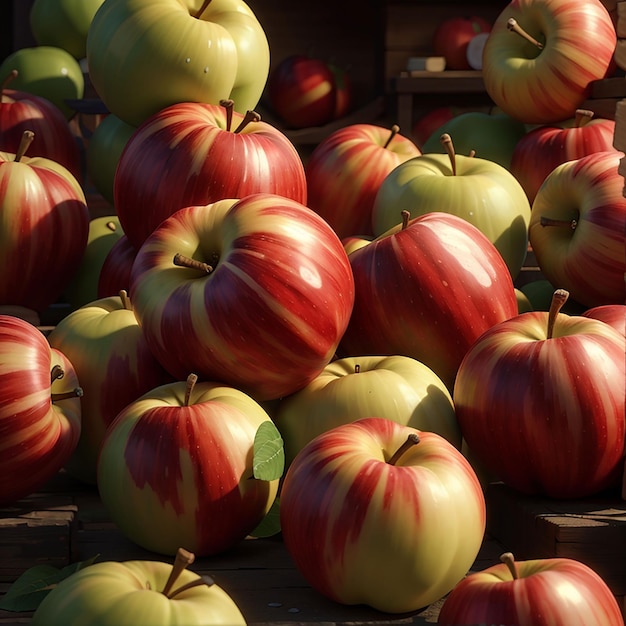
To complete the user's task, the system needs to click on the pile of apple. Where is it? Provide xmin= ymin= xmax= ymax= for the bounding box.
xmin=1 ymin=0 xmax=625 ymax=624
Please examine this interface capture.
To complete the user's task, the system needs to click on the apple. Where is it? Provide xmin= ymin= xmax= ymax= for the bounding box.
xmin=97 ymin=234 xmax=137 ymax=298
xmin=371 ymin=134 xmax=532 ymax=279
xmin=481 ymin=0 xmax=617 ymax=124
xmin=97 ymin=374 xmax=280 ymax=556
xmin=47 ymin=290 xmax=174 ymax=484
xmin=339 ymin=211 xmax=519 ymax=391
xmin=86 ymin=0 xmax=270 ymax=127
xmin=0 ymin=46 xmax=85 ymax=119
xmin=29 ymin=0 xmax=106 ymax=60
xmin=279 ymin=417 xmax=486 ymax=614
xmin=31 ymin=548 xmax=246 ymax=626
xmin=0 ymin=70 xmax=82 ymax=181
xmin=266 ymin=53 xmax=337 ymax=128
xmin=85 ymin=113 xmax=136 ymax=205
xmin=129 ymin=195 xmax=355 ymax=401
xmin=453 ymin=289 xmax=626 ymax=498
xmin=304 ymin=123 xmax=421 ymax=239
xmin=519 ymin=277 xmax=587 ymax=315
xmin=328 ymin=60 xmax=353 ymax=119
xmin=63 ymin=216 xmax=125 ymax=310
xmin=433 ymin=16 xmax=492 ymax=70
xmin=114 ymin=99 xmax=308 ymax=250
xmin=515 ymin=287 xmax=534 ymax=312
xmin=0 ymin=314 xmax=82 ymax=506
xmin=437 ymin=551 xmax=624 ymax=625
xmin=411 ymin=105 xmax=462 ymax=148
xmin=528 ymin=150 xmax=626 ymax=307
xmin=582 ymin=304 xmax=626 ymax=336
xmin=274 ymin=355 xmax=461 ymax=467
xmin=0 ymin=131 xmax=90 ymax=314
xmin=420 ymin=110 xmax=527 ymax=170
xmin=510 ymin=108 xmax=619 ymax=203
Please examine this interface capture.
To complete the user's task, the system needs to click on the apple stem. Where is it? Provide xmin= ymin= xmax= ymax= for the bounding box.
xmin=1 ymin=69 xmax=18 ymax=94
xmin=233 ymin=110 xmax=261 ymax=133
xmin=440 ymin=133 xmax=456 ymax=175
xmin=168 ymin=574 xmax=216 ymax=599
xmin=14 ymin=130 xmax=34 ymax=162
xmin=388 ymin=433 xmax=420 ymax=465
xmin=540 ymin=216 xmax=578 ymax=231
xmin=220 ymin=98 xmax=235 ymax=132
xmin=51 ymin=387 xmax=84 ymax=403
xmin=106 ymin=220 xmax=118 ymax=232
xmin=162 ymin=548 xmax=195 ymax=597
xmin=119 ymin=289 xmax=132 ymax=310
xmin=173 ymin=253 xmax=214 ymax=274
xmin=354 ymin=364 xmax=361 ymax=374
xmin=50 ymin=364 xmax=65 ymax=384
xmin=500 ymin=552 xmax=519 ymax=580
xmin=547 ymin=288 xmax=569 ymax=339
xmin=507 ymin=18 xmax=544 ymax=50
xmin=383 ymin=125 xmax=400 ymax=149
xmin=574 ymin=109 xmax=594 ymax=127
xmin=400 ymin=210 xmax=411 ymax=230
xmin=468 ymin=149 xmax=476 ymax=158
xmin=192 ymin=0 xmax=212 ymax=19
xmin=184 ymin=373 xmax=198 ymax=407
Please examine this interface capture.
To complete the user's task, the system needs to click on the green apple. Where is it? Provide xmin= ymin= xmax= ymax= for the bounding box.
xmin=0 ymin=46 xmax=84 ymax=119
xmin=420 ymin=110 xmax=527 ymax=169
xmin=274 ymin=355 xmax=461 ymax=467
xmin=30 ymin=0 xmax=106 ymax=60
xmin=31 ymin=548 xmax=246 ymax=626
xmin=515 ymin=288 xmax=534 ymax=313
xmin=86 ymin=0 xmax=270 ymax=127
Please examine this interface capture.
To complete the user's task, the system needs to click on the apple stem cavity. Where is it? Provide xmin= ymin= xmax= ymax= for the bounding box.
xmin=162 ymin=548 xmax=196 ymax=597
xmin=575 ymin=109 xmax=594 ymax=127
xmin=547 ymin=289 xmax=569 ymax=339
xmin=384 ymin=125 xmax=400 ymax=149
xmin=15 ymin=130 xmax=34 ymax=162
xmin=192 ymin=0 xmax=212 ymax=19
xmin=168 ymin=574 xmax=216 ymax=599
xmin=184 ymin=373 xmax=198 ymax=407
xmin=51 ymin=387 xmax=84 ymax=403
xmin=539 ymin=216 xmax=578 ymax=231
xmin=440 ymin=133 xmax=456 ymax=175
xmin=119 ymin=289 xmax=132 ymax=310
xmin=500 ymin=552 xmax=519 ymax=580
xmin=220 ymin=98 xmax=235 ymax=132
xmin=234 ymin=110 xmax=261 ymax=133
xmin=388 ymin=433 xmax=420 ymax=465
xmin=50 ymin=364 xmax=65 ymax=384
xmin=507 ymin=18 xmax=544 ymax=50
xmin=173 ymin=253 xmax=214 ymax=274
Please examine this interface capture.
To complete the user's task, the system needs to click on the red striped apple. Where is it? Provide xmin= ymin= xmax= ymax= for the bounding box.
xmin=482 ymin=0 xmax=617 ymax=124
xmin=438 ymin=552 xmax=624 ymax=626
xmin=305 ymin=123 xmax=421 ymax=239
xmin=114 ymin=100 xmax=307 ymax=249
xmin=453 ymin=289 xmax=626 ymax=498
xmin=0 ymin=314 xmax=82 ymax=505
xmin=129 ymin=195 xmax=355 ymax=401
xmin=279 ymin=417 xmax=486 ymax=614
xmin=582 ymin=304 xmax=626 ymax=336
xmin=97 ymin=374 xmax=280 ymax=556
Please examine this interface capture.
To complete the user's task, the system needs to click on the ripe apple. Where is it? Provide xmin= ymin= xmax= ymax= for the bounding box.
xmin=305 ymin=123 xmax=421 ymax=239
xmin=86 ymin=0 xmax=270 ymax=127
xmin=97 ymin=374 xmax=280 ymax=556
xmin=274 ymin=355 xmax=461 ymax=467
xmin=29 ymin=0 xmax=106 ymax=60
xmin=437 ymin=551 xmax=624 ymax=626
xmin=0 ymin=131 xmax=90 ymax=313
xmin=372 ymin=134 xmax=532 ymax=279
xmin=266 ymin=53 xmax=337 ymax=128
xmin=510 ymin=108 xmax=619 ymax=203
xmin=420 ymin=110 xmax=527 ymax=170
xmin=129 ymin=195 xmax=355 ymax=401
xmin=481 ymin=0 xmax=617 ymax=124
xmin=114 ymin=100 xmax=308 ymax=250
xmin=279 ymin=417 xmax=486 ymax=614
xmin=433 ymin=15 xmax=492 ymax=70
xmin=31 ymin=548 xmax=246 ymax=626
xmin=47 ymin=290 xmax=174 ymax=484
xmin=582 ymin=304 xmax=626 ymax=336
xmin=453 ymin=289 xmax=626 ymax=498
xmin=0 ymin=70 xmax=82 ymax=181
xmin=339 ymin=211 xmax=519 ymax=391
xmin=0 ymin=46 xmax=85 ymax=119
xmin=328 ymin=60 xmax=353 ymax=119
xmin=528 ymin=150 xmax=626 ymax=307
xmin=0 ymin=314 xmax=82 ymax=506
xmin=411 ymin=105 xmax=462 ymax=148
xmin=97 ymin=234 xmax=137 ymax=298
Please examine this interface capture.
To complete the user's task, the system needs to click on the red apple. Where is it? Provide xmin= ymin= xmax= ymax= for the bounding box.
xmin=433 ymin=16 xmax=492 ymax=71
xmin=279 ymin=417 xmax=486 ymax=614
xmin=305 ymin=123 xmax=421 ymax=239
xmin=339 ymin=211 xmax=519 ymax=391
xmin=97 ymin=234 xmax=137 ymax=299
xmin=438 ymin=551 xmax=624 ymax=626
xmin=582 ymin=304 xmax=626 ymax=336
xmin=0 ymin=314 xmax=82 ymax=505
xmin=129 ymin=195 xmax=355 ymax=401
xmin=328 ymin=61 xmax=353 ymax=120
xmin=411 ymin=105 xmax=462 ymax=148
xmin=453 ymin=289 xmax=626 ymax=498
xmin=114 ymin=99 xmax=308 ymax=250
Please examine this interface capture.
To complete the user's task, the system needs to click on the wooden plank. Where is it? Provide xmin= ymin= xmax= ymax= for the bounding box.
xmin=614 ymin=100 xmax=626 ymax=150
xmin=617 ymin=1 xmax=626 ymax=38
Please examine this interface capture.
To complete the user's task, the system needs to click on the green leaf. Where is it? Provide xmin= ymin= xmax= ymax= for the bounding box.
xmin=253 ymin=421 xmax=285 ymax=481
xmin=250 ymin=497 xmax=281 ymax=538
xmin=0 ymin=555 xmax=99 ymax=612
